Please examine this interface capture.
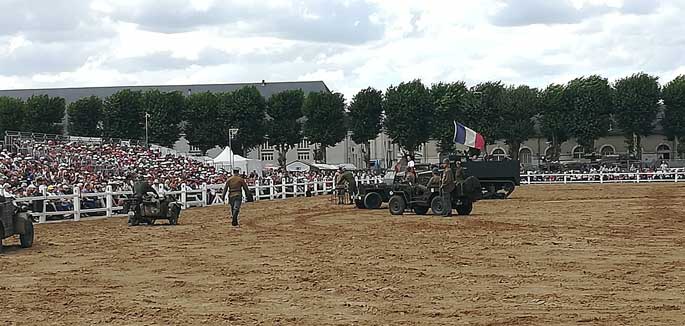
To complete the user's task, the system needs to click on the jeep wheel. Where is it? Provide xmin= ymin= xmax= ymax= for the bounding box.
xmin=431 ymin=196 xmax=445 ymax=216
xmin=19 ymin=220 xmax=34 ymax=248
xmin=456 ymin=199 xmax=473 ymax=216
xmin=364 ymin=192 xmax=382 ymax=209
xmin=413 ymin=206 xmax=429 ymax=215
xmin=388 ymin=195 xmax=406 ymax=215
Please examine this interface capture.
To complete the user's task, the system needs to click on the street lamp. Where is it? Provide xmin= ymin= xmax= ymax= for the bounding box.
xmin=229 ymin=128 xmax=239 ymax=172
xmin=145 ymin=112 xmax=150 ymax=148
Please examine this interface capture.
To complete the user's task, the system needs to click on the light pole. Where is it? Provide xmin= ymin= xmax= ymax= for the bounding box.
xmin=229 ymin=128 xmax=239 ymax=172
xmin=145 ymin=112 xmax=150 ymax=147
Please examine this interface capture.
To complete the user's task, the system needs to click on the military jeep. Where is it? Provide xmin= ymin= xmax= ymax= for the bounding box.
xmin=124 ymin=194 xmax=181 ymax=226
xmin=387 ymin=175 xmax=482 ymax=216
xmin=0 ymin=196 xmax=34 ymax=252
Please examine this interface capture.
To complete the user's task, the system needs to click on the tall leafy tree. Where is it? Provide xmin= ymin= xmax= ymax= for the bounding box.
xmin=539 ymin=84 xmax=571 ymax=160
xmin=184 ymin=92 xmax=223 ymax=155
xmin=662 ymin=75 xmax=685 ymax=158
xmin=303 ymin=91 xmax=347 ymax=162
xmin=564 ymin=75 xmax=613 ymax=152
xmin=613 ymin=72 xmax=661 ymax=158
xmin=266 ymin=90 xmax=305 ymax=168
xmin=500 ymin=85 xmax=540 ymax=160
xmin=430 ymin=82 xmax=468 ymax=155
xmin=383 ymin=79 xmax=434 ymax=156
xmin=67 ymin=96 xmax=102 ymax=137
xmin=221 ymin=86 xmax=267 ymax=156
xmin=102 ymin=89 xmax=144 ymax=140
xmin=0 ymin=97 xmax=26 ymax=136
xmin=348 ymin=87 xmax=383 ymax=168
xmin=24 ymin=95 xmax=65 ymax=134
xmin=142 ymin=90 xmax=184 ymax=147
xmin=460 ymin=81 xmax=506 ymax=155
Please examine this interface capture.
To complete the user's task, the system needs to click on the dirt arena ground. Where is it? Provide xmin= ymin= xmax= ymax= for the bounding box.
xmin=1 ymin=184 xmax=684 ymax=325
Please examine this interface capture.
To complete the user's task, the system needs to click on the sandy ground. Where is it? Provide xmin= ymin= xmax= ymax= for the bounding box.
xmin=1 ymin=184 xmax=684 ymax=325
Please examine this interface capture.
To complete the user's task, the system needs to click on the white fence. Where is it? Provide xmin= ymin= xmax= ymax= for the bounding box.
xmin=520 ymin=172 xmax=684 ymax=185
xmin=3 ymin=176 xmax=385 ymax=224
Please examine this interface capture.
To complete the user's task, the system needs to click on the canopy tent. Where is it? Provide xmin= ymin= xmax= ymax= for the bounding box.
xmin=286 ymin=161 xmax=341 ymax=172
xmin=212 ymin=147 xmax=264 ymax=173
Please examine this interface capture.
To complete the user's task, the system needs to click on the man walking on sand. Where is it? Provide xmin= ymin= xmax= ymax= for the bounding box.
xmin=222 ymin=168 xmax=251 ymax=227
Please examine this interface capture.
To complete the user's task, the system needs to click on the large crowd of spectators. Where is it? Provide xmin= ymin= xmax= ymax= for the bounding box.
xmin=0 ymin=139 xmax=380 ymax=201
xmin=523 ymin=161 xmax=685 ymax=182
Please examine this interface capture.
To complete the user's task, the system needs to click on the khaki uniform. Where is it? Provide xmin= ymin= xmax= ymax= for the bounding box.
xmin=441 ymin=167 xmax=455 ymax=216
xmin=222 ymin=175 xmax=250 ymax=226
xmin=427 ymin=175 xmax=441 ymax=188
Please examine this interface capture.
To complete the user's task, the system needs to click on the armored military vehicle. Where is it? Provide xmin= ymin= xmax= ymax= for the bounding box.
xmin=461 ymin=159 xmax=520 ymax=199
xmin=0 ymin=196 xmax=34 ymax=252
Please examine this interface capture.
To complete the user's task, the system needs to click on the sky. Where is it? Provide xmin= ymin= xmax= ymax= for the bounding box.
xmin=1 ymin=0 xmax=684 ymax=100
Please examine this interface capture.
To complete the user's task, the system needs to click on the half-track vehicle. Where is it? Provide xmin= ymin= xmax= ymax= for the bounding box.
xmin=125 ymin=194 xmax=181 ymax=226
xmin=0 ymin=196 xmax=34 ymax=252
xmin=461 ymin=159 xmax=520 ymax=199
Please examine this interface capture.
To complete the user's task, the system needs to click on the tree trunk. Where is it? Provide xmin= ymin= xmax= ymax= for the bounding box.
xmin=636 ymin=134 xmax=642 ymax=160
xmin=277 ymin=145 xmax=289 ymax=169
xmin=508 ymin=141 xmax=521 ymax=161
xmin=363 ymin=141 xmax=371 ymax=169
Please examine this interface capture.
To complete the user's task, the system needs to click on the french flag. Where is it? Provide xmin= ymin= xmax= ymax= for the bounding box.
xmin=453 ymin=121 xmax=485 ymax=150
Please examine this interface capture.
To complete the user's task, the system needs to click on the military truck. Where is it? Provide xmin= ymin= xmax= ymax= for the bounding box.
xmin=0 ymin=196 xmax=34 ymax=252
xmin=461 ymin=159 xmax=520 ymax=199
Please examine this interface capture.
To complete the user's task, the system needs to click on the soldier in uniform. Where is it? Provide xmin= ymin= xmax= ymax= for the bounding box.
xmin=440 ymin=158 xmax=455 ymax=217
xmin=405 ymin=167 xmax=417 ymax=184
xmin=427 ymin=167 xmax=441 ymax=189
xmin=454 ymin=160 xmax=465 ymax=182
xmin=130 ymin=175 xmax=159 ymax=222
xmin=221 ymin=168 xmax=251 ymax=227
xmin=336 ymin=167 xmax=358 ymax=204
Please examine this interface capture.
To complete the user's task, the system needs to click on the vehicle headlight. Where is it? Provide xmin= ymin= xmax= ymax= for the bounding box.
xmin=389 ymin=191 xmax=394 ymax=196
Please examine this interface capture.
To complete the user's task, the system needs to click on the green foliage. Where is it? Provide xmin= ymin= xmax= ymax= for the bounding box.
xmin=539 ymin=84 xmax=571 ymax=160
xmin=462 ymin=81 xmax=506 ymax=146
xmin=67 ymin=96 xmax=102 ymax=137
xmin=184 ymin=92 xmax=223 ymax=155
xmin=303 ymin=91 xmax=347 ymax=162
xmin=102 ymin=89 xmax=144 ymax=140
xmin=142 ymin=90 xmax=184 ymax=147
xmin=613 ymin=73 xmax=661 ymax=158
xmin=24 ymin=95 xmax=65 ymax=134
xmin=0 ymin=97 xmax=26 ymax=136
xmin=430 ymin=82 xmax=468 ymax=154
xmin=383 ymin=79 xmax=434 ymax=154
xmin=266 ymin=90 xmax=305 ymax=168
xmin=500 ymin=85 xmax=540 ymax=160
xmin=663 ymin=75 xmax=685 ymax=157
xmin=348 ymin=87 xmax=383 ymax=167
xmin=563 ymin=75 xmax=613 ymax=151
xmin=221 ymin=86 xmax=267 ymax=156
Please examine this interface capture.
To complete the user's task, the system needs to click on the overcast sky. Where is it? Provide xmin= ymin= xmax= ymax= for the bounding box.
xmin=1 ymin=0 xmax=684 ymax=99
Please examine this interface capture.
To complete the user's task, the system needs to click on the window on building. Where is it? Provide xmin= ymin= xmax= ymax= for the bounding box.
xmin=519 ymin=148 xmax=532 ymax=165
xmin=573 ymin=146 xmax=584 ymax=159
xmin=657 ymin=144 xmax=671 ymax=160
xmin=297 ymin=152 xmax=310 ymax=160
xmin=600 ymin=145 xmax=615 ymax=157
xmin=261 ymin=152 xmax=274 ymax=161
xmin=492 ymin=148 xmax=506 ymax=161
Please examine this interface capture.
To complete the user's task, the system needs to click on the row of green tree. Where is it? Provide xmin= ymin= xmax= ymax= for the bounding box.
xmin=2 ymin=73 xmax=685 ymax=166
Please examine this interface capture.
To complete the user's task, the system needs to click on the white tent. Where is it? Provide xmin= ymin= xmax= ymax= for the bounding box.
xmin=212 ymin=147 xmax=264 ymax=173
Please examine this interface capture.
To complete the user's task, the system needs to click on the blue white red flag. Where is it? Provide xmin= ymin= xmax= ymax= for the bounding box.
xmin=453 ymin=121 xmax=485 ymax=150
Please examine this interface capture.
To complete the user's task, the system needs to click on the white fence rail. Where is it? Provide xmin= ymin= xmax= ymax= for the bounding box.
xmin=2 ymin=176 xmax=385 ymax=224
xmin=520 ymin=172 xmax=684 ymax=185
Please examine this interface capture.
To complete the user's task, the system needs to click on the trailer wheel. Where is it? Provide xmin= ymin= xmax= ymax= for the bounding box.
xmin=19 ymin=220 xmax=34 ymax=248
xmin=364 ymin=192 xmax=382 ymax=209
xmin=456 ymin=199 xmax=473 ymax=216
xmin=388 ymin=195 xmax=405 ymax=215
xmin=431 ymin=196 xmax=445 ymax=216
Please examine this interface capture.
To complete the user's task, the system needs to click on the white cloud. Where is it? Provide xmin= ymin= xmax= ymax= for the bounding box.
xmin=1 ymin=0 xmax=684 ymax=100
